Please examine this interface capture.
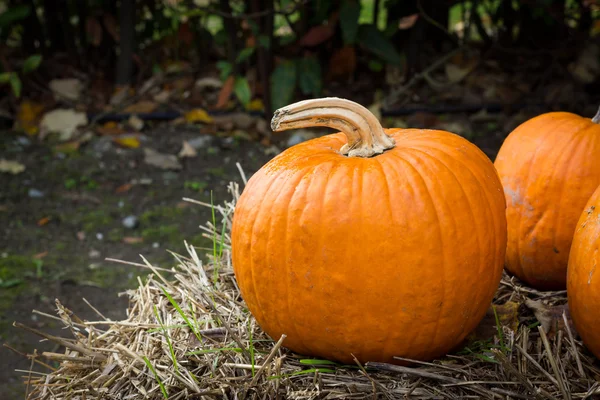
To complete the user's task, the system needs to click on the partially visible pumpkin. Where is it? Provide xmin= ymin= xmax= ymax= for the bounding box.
xmin=231 ymin=97 xmax=507 ymax=364
xmin=568 ymin=184 xmax=600 ymax=359
xmin=494 ymin=111 xmax=600 ymax=290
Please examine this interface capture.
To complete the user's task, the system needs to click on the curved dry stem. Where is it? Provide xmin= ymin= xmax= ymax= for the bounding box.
xmin=271 ymin=97 xmax=395 ymax=158
xmin=592 ymin=105 xmax=600 ymax=124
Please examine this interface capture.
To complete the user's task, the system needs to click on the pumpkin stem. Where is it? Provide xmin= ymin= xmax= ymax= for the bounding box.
xmin=270 ymin=97 xmax=395 ymax=158
xmin=593 ymin=106 xmax=600 ymax=124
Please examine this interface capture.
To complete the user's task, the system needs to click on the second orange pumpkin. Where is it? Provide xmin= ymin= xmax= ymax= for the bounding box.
xmin=494 ymin=111 xmax=600 ymax=290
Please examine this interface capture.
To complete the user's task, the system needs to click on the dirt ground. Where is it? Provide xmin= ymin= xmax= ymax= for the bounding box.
xmin=0 ymin=105 xmax=553 ymax=398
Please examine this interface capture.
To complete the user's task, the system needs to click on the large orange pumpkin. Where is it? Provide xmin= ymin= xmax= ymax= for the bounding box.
xmin=494 ymin=111 xmax=600 ymax=290
xmin=231 ymin=97 xmax=507 ymax=364
xmin=568 ymin=184 xmax=600 ymax=359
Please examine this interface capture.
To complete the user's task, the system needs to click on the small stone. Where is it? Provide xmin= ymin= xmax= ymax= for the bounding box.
xmin=96 ymin=233 xmax=104 ymax=240
xmin=152 ymin=242 xmax=160 ymax=248
xmin=16 ymin=136 xmax=31 ymax=146
xmin=139 ymin=178 xmax=153 ymax=185
xmin=91 ymin=137 xmax=113 ymax=155
xmin=118 ymin=200 xmax=125 ymax=208
xmin=28 ymin=188 xmax=44 ymax=198
xmin=187 ymin=135 xmax=213 ymax=149
xmin=89 ymin=249 xmax=101 ymax=258
xmin=122 ymin=215 xmax=138 ymax=229
xmin=162 ymin=171 xmax=179 ymax=182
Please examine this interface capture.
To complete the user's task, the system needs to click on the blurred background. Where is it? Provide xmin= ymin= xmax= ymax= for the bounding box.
xmin=1 ymin=0 xmax=600 ymax=397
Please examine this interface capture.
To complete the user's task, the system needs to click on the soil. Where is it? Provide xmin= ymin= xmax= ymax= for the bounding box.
xmin=0 ymin=105 xmax=562 ymax=398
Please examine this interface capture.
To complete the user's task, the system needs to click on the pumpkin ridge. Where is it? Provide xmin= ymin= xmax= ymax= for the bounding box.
xmin=269 ymin=166 xmax=317 ymax=352
xmin=247 ymin=169 xmax=296 ymax=338
xmin=546 ymin=126 xmax=593 ymax=280
xmin=390 ymin=149 xmax=449 ymax=358
xmin=372 ymin=156 xmax=396 ymax=361
xmin=512 ymin=116 xmax=575 ymax=283
xmin=520 ymin=118 xmax=590 ymax=286
xmin=405 ymin=146 xmax=488 ymax=340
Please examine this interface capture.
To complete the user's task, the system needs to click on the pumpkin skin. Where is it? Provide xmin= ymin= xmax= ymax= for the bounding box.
xmin=568 ymin=185 xmax=600 ymax=359
xmin=231 ymin=99 xmax=507 ymax=364
xmin=494 ymin=112 xmax=600 ymax=291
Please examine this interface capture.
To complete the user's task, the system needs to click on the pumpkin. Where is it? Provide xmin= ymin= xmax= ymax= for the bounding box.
xmin=494 ymin=110 xmax=600 ymax=291
xmin=231 ymin=97 xmax=507 ymax=364
xmin=567 ymin=184 xmax=600 ymax=359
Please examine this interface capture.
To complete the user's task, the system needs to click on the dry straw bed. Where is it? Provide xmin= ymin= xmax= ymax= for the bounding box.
xmin=10 ymin=179 xmax=600 ymax=399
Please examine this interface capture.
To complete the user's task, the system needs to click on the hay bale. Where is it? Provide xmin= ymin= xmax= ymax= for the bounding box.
xmin=11 ymin=180 xmax=600 ymax=399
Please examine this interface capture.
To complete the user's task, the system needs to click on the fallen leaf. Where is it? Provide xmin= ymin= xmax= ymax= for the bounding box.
xmin=113 ymin=135 xmax=141 ymax=149
xmin=178 ymin=140 xmax=197 ymax=158
xmin=0 ymin=159 xmax=26 ymax=174
xmin=185 ymin=108 xmax=214 ymax=124
xmin=96 ymin=121 xmax=126 ymax=136
xmin=195 ymin=77 xmax=222 ymax=91
xmin=127 ymin=114 xmax=144 ymax=131
xmin=216 ymin=75 xmax=235 ymax=109
xmin=398 ymin=13 xmax=419 ymax=29
xmin=37 ymin=217 xmax=51 ymax=226
xmin=86 ymin=16 xmax=103 ymax=46
xmin=53 ymin=140 xmax=81 ymax=154
xmin=15 ymin=100 xmax=45 ymax=135
xmin=103 ymin=13 xmax=119 ymax=42
xmin=466 ymin=301 xmax=520 ymax=344
xmin=327 ymin=46 xmax=356 ymax=81
xmin=124 ymin=100 xmax=158 ymax=114
xmin=246 ymin=98 xmax=264 ymax=112
xmin=49 ymin=78 xmax=84 ymax=101
xmin=33 ymin=251 xmax=48 ymax=259
xmin=298 ymin=24 xmax=335 ymax=47
xmin=123 ymin=237 xmax=143 ymax=244
xmin=115 ymin=183 xmax=133 ymax=193
xmin=525 ymin=299 xmax=573 ymax=337
xmin=40 ymin=108 xmax=88 ymax=141
xmin=109 ymin=86 xmax=132 ymax=105
xmin=143 ymin=148 xmax=182 ymax=170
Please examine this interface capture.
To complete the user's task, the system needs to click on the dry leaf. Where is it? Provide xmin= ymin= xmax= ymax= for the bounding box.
xmin=33 ymin=251 xmax=48 ymax=259
xmin=15 ymin=100 xmax=45 ymax=136
xmin=113 ymin=135 xmax=141 ymax=149
xmin=40 ymin=109 xmax=88 ymax=141
xmin=124 ymin=100 xmax=158 ymax=114
xmin=398 ymin=14 xmax=419 ymax=29
xmin=96 ymin=121 xmax=126 ymax=136
xmin=178 ymin=141 xmax=197 ymax=158
xmin=0 ymin=159 xmax=26 ymax=174
xmin=127 ymin=115 xmax=144 ymax=131
xmin=327 ymin=46 xmax=356 ymax=81
xmin=123 ymin=237 xmax=143 ymax=244
xmin=49 ymin=78 xmax=84 ymax=101
xmin=103 ymin=13 xmax=119 ymax=42
xmin=143 ymin=148 xmax=182 ymax=170
xmin=467 ymin=301 xmax=520 ymax=343
xmin=115 ymin=183 xmax=133 ymax=193
xmin=216 ymin=76 xmax=235 ymax=109
xmin=525 ymin=299 xmax=573 ymax=337
xmin=37 ymin=217 xmax=51 ymax=226
xmin=246 ymin=98 xmax=264 ymax=112
xmin=298 ymin=25 xmax=335 ymax=47
xmin=185 ymin=108 xmax=214 ymax=124
xmin=53 ymin=141 xmax=81 ymax=154
xmin=86 ymin=16 xmax=103 ymax=46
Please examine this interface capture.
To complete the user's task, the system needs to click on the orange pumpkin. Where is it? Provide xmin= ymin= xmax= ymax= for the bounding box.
xmin=231 ymin=97 xmax=507 ymax=364
xmin=494 ymin=111 xmax=600 ymax=290
xmin=567 ymin=184 xmax=600 ymax=359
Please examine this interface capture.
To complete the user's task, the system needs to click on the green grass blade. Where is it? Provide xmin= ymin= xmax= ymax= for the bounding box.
xmin=154 ymin=305 xmax=178 ymax=373
xmin=143 ymin=356 xmax=168 ymax=399
xmin=160 ymin=286 xmax=203 ymax=343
